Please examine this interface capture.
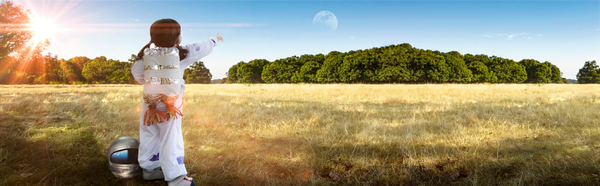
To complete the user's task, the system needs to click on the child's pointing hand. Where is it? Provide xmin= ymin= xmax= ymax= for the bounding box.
xmin=216 ymin=33 xmax=223 ymax=42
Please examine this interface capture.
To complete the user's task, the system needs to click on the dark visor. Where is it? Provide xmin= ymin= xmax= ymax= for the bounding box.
xmin=110 ymin=149 xmax=139 ymax=164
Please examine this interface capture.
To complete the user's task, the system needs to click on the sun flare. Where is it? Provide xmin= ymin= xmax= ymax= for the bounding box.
xmin=29 ymin=17 xmax=57 ymax=43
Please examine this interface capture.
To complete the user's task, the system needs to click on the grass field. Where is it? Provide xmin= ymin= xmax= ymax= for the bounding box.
xmin=1 ymin=84 xmax=599 ymax=185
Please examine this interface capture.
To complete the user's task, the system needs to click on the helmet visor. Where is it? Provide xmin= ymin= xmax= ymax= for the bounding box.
xmin=110 ymin=149 xmax=139 ymax=164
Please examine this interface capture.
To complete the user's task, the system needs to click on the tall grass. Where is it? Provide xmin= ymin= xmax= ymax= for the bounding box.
xmin=0 ymin=84 xmax=599 ymax=185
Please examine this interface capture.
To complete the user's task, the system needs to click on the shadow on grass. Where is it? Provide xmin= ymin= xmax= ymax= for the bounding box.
xmin=0 ymin=91 xmax=158 ymax=186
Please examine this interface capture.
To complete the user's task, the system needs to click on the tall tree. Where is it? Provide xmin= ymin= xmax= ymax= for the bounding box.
xmin=0 ymin=1 xmax=34 ymax=58
xmin=545 ymin=62 xmax=563 ymax=83
xmin=316 ymin=51 xmax=345 ymax=83
xmin=225 ymin=62 xmax=243 ymax=83
xmin=576 ymin=60 xmax=599 ymax=84
xmin=61 ymin=56 xmax=89 ymax=83
xmin=184 ymin=61 xmax=212 ymax=84
xmin=236 ymin=59 xmax=269 ymax=83
xmin=375 ymin=43 xmax=412 ymax=83
xmin=519 ymin=59 xmax=551 ymax=83
xmin=0 ymin=1 xmax=49 ymax=84
xmin=443 ymin=51 xmax=472 ymax=83
xmin=410 ymin=49 xmax=449 ymax=83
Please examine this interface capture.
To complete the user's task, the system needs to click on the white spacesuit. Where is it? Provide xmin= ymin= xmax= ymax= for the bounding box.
xmin=131 ymin=37 xmax=217 ymax=182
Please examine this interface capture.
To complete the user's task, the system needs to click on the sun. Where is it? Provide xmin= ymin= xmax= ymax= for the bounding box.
xmin=29 ymin=17 xmax=58 ymax=43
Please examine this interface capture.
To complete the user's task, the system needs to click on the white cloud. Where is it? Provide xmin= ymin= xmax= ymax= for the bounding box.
xmin=525 ymin=37 xmax=532 ymax=39
xmin=537 ymin=34 xmax=543 ymax=37
xmin=507 ymin=32 xmax=528 ymax=40
xmin=350 ymin=36 xmax=355 ymax=39
xmin=130 ymin=18 xmax=139 ymax=22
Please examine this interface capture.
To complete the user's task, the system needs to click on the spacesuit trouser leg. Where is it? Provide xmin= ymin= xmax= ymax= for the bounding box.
xmin=138 ymin=103 xmax=161 ymax=171
xmin=157 ymin=95 xmax=187 ymax=181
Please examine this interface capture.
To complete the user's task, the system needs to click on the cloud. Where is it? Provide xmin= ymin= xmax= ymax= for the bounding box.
xmin=350 ymin=36 xmax=355 ymax=39
xmin=537 ymin=34 xmax=543 ymax=37
xmin=525 ymin=37 xmax=532 ymax=39
xmin=130 ymin=18 xmax=139 ymax=22
xmin=507 ymin=32 xmax=528 ymax=40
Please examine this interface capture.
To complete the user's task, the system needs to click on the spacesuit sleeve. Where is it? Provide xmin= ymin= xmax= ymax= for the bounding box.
xmin=131 ymin=59 xmax=145 ymax=84
xmin=179 ymin=37 xmax=218 ymax=69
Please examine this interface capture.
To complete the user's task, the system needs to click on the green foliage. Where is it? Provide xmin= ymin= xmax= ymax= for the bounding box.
xmin=222 ymin=43 xmax=564 ymax=84
xmin=262 ymin=56 xmax=301 ymax=83
xmin=519 ymin=59 xmax=561 ymax=83
xmin=444 ymin=51 xmax=472 ymax=83
xmin=226 ymin=62 xmax=243 ymax=83
xmin=82 ymin=56 xmax=133 ymax=84
xmin=547 ymin=62 xmax=563 ymax=83
xmin=467 ymin=61 xmax=494 ymax=83
xmin=184 ymin=61 xmax=212 ymax=84
xmin=0 ymin=1 xmax=34 ymax=58
xmin=576 ymin=60 xmax=600 ymax=84
xmin=315 ymin=51 xmax=345 ymax=83
xmin=410 ymin=49 xmax=449 ymax=83
xmin=490 ymin=57 xmax=527 ymax=83
xmin=292 ymin=61 xmax=321 ymax=83
xmin=236 ymin=59 xmax=269 ymax=83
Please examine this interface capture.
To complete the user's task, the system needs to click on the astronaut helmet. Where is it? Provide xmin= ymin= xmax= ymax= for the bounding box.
xmin=107 ymin=136 xmax=141 ymax=178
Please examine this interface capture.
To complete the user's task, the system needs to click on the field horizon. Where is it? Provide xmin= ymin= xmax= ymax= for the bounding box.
xmin=1 ymin=84 xmax=599 ymax=185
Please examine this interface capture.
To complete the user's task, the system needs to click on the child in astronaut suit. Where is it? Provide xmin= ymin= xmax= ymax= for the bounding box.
xmin=131 ymin=18 xmax=222 ymax=186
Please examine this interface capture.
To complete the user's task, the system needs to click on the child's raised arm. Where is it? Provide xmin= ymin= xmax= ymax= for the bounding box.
xmin=180 ymin=33 xmax=222 ymax=69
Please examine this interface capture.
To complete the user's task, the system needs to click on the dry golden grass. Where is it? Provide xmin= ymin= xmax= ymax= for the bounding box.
xmin=1 ymin=84 xmax=599 ymax=185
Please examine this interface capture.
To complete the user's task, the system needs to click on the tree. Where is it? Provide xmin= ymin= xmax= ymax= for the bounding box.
xmin=226 ymin=62 xmax=243 ymax=83
xmin=519 ymin=59 xmax=551 ymax=83
xmin=443 ymin=51 xmax=472 ymax=83
xmin=468 ymin=61 xmax=495 ymax=83
xmin=375 ymin=43 xmax=412 ymax=83
xmin=491 ymin=57 xmax=527 ymax=83
xmin=82 ymin=56 xmax=132 ymax=84
xmin=576 ymin=60 xmax=599 ymax=84
xmin=316 ymin=51 xmax=345 ymax=83
xmin=261 ymin=56 xmax=299 ymax=83
xmin=61 ymin=56 xmax=89 ymax=83
xmin=410 ymin=49 xmax=449 ymax=83
xmin=0 ymin=1 xmax=50 ymax=84
xmin=292 ymin=61 xmax=321 ymax=83
xmin=0 ymin=1 xmax=34 ymax=58
xmin=545 ymin=62 xmax=562 ymax=83
xmin=236 ymin=59 xmax=269 ymax=83
xmin=184 ymin=61 xmax=212 ymax=84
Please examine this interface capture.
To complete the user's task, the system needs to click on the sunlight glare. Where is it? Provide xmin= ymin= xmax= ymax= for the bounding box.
xmin=29 ymin=17 xmax=57 ymax=43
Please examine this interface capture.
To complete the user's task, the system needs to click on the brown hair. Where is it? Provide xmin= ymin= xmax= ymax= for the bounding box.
xmin=136 ymin=18 xmax=189 ymax=61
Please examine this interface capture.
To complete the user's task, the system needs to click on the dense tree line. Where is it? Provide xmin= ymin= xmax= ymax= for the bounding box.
xmin=0 ymin=53 xmax=213 ymax=84
xmin=226 ymin=43 xmax=564 ymax=84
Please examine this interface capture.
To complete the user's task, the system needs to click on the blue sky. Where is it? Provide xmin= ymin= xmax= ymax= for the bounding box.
xmin=16 ymin=0 xmax=600 ymax=79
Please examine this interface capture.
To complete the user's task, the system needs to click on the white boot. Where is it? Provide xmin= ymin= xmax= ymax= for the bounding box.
xmin=168 ymin=175 xmax=195 ymax=186
xmin=142 ymin=168 xmax=164 ymax=181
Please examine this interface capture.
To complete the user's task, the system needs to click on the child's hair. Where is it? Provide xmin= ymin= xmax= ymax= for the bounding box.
xmin=136 ymin=18 xmax=189 ymax=61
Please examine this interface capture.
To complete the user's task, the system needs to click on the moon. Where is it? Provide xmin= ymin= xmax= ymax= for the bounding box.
xmin=313 ymin=10 xmax=338 ymax=32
